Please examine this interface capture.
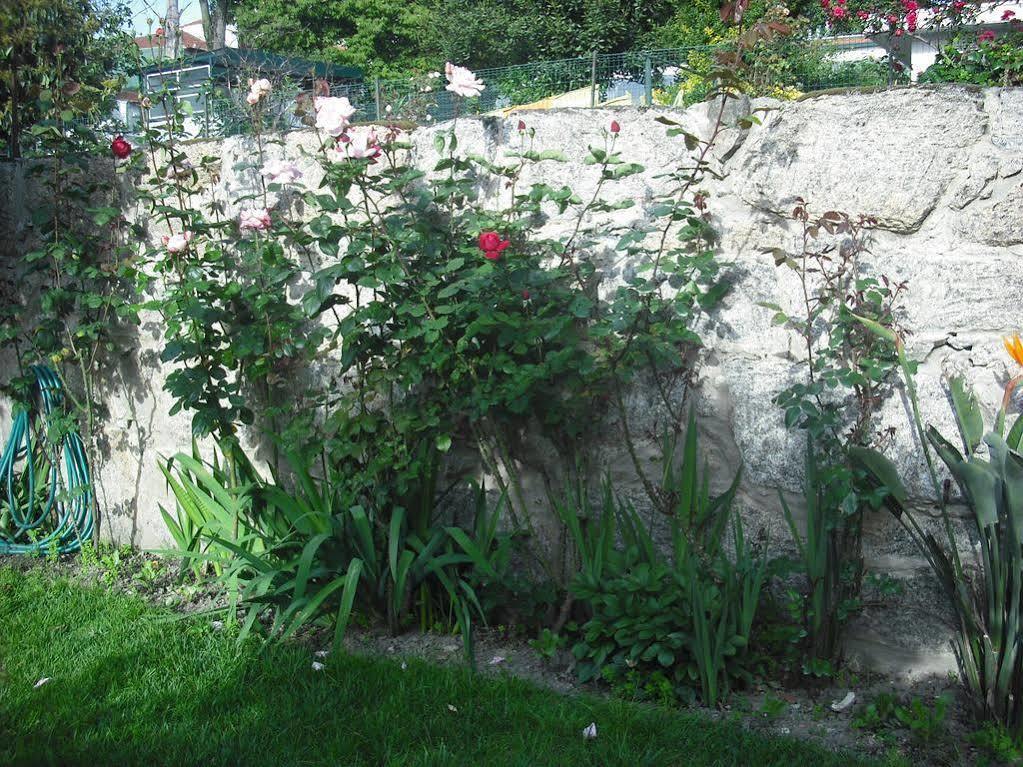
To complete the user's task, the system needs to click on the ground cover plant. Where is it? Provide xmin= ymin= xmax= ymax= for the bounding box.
xmin=0 ymin=566 xmax=884 ymax=767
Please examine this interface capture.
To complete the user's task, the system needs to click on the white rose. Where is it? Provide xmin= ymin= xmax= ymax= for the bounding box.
xmin=444 ymin=62 xmax=484 ymax=98
xmin=314 ymin=96 xmax=357 ymax=136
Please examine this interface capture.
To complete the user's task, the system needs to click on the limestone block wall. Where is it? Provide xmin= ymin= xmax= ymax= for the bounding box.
xmin=1 ymin=85 xmax=1021 ymax=673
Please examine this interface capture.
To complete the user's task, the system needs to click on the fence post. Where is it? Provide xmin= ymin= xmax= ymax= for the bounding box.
xmin=589 ymin=51 xmax=597 ymax=108
xmin=643 ymin=53 xmax=653 ymax=107
xmin=374 ymin=77 xmax=382 ymax=121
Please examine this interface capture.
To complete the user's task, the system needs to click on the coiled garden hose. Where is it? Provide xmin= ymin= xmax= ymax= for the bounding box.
xmin=0 ymin=365 xmax=93 ymax=555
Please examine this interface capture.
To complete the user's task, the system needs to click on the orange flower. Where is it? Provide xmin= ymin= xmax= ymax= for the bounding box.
xmin=1005 ymin=333 xmax=1023 ymax=368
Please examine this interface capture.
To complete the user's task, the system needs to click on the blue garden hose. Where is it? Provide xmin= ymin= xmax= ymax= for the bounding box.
xmin=0 ymin=365 xmax=93 ymax=555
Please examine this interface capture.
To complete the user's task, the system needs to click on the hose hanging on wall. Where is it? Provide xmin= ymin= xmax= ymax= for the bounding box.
xmin=0 ymin=365 xmax=93 ymax=555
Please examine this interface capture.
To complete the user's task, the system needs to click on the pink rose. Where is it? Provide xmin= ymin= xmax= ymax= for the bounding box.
xmin=163 ymin=231 xmax=193 ymax=253
xmin=610 ymin=120 xmax=620 ymax=134
xmin=246 ymin=78 xmax=272 ymax=106
xmin=978 ymin=29 xmax=996 ymax=43
xmin=339 ymin=128 xmax=381 ymax=160
xmin=262 ymin=158 xmax=302 ymax=184
xmin=239 ymin=208 xmax=272 ymax=232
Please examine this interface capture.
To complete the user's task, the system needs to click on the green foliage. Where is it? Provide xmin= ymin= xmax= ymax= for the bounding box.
xmin=158 ymin=439 xmax=521 ymax=662
xmin=921 ymin=30 xmax=1023 ymax=88
xmin=970 ymin=722 xmax=1023 ymax=766
xmin=529 ymin=627 xmax=565 ymax=660
xmin=0 ymin=0 xmax=132 ymax=158
xmin=141 ymin=16 xmax=780 ymax=701
xmin=0 ymin=1 xmax=141 ymax=549
xmin=133 ymin=94 xmax=324 ymax=442
xmin=234 ymin=0 xmax=435 ymax=77
xmin=430 ymin=0 xmax=679 ymax=69
xmin=766 ymin=201 xmax=906 ymax=667
xmin=854 ymin=692 xmax=950 ymax=747
xmin=852 ymin=691 xmax=900 ymax=731
xmin=759 ymin=694 xmax=788 ymax=720
xmin=566 ymin=412 xmax=769 ymax=706
xmin=852 ymin=363 xmax=1023 ymax=740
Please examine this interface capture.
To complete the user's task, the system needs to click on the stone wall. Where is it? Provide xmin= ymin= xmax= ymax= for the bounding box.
xmin=2 ymin=85 xmax=1021 ymax=674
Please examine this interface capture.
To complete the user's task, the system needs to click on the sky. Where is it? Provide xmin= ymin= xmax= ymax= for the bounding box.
xmin=126 ymin=0 xmax=202 ymax=34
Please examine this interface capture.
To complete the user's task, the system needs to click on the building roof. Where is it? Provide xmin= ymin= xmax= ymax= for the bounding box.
xmin=141 ymin=48 xmax=362 ymax=81
xmin=135 ymin=31 xmax=209 ymax=53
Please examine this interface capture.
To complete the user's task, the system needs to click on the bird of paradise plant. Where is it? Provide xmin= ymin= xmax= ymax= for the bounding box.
xmin=851 ymin=322 xmax=1023 ymax=737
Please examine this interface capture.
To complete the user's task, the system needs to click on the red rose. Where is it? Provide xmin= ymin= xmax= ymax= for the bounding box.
xmin=477 ymin=231 xmax=510 ymax=260
xmin=110 ymin=135 xmax=132 ymax=159
xmin=517 ymin=119 xmax=526 ymax=131
xmin=1002 ymin=9 xmax=1015 ymax=20
xmin=522 ymin=289 xmax=530 ymax=300
xmin=609 ymin=120 xmax=620 ymax=134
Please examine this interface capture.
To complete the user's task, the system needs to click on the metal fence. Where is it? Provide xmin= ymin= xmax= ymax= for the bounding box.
xmin=129 ymin=37 xmax=905 ymax=140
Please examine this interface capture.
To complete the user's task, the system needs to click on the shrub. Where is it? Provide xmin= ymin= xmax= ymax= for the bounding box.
xmin=921 ymin=27 xmax=1023 ymax=87
xmin=765 ymin=201 xmax=906 ymax=670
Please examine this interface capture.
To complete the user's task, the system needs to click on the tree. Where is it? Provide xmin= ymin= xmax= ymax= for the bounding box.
xmin=234 ymin=0 xmax=434 ymax=77
xmin=430 ymin=0 xmax=679 ymax=68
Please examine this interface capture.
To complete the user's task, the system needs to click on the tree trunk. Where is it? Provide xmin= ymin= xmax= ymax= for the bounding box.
xmin=213 ymin=3 xmax=227 ymax=50
xmin=199 ymin=0 xmax=229 ymax=50
xmin=198 ymin=0 xmax=214 ymax=49
xmin=165 ymin=0 xmax=181 ymax=57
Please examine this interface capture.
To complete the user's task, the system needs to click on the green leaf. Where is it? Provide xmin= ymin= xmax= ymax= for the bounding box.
xmin=949 ymin=377 xmax=984 ymax=453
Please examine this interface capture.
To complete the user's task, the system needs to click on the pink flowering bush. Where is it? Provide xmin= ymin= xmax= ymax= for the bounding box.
xmin=822 ymin=0 xmax=982 ymax=39
xmin=921 ymin=14 xmax=1023 ymax=85
xmin=138 ymin=31 xmax=781 ymax=688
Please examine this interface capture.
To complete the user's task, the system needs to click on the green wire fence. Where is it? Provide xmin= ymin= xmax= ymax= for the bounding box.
xmin=128 ymin=36 xmax=906 ymax=140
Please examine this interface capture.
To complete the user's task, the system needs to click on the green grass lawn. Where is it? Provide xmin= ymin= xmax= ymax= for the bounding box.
xmin=0 ymin=566 xmax=882 ymax=767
